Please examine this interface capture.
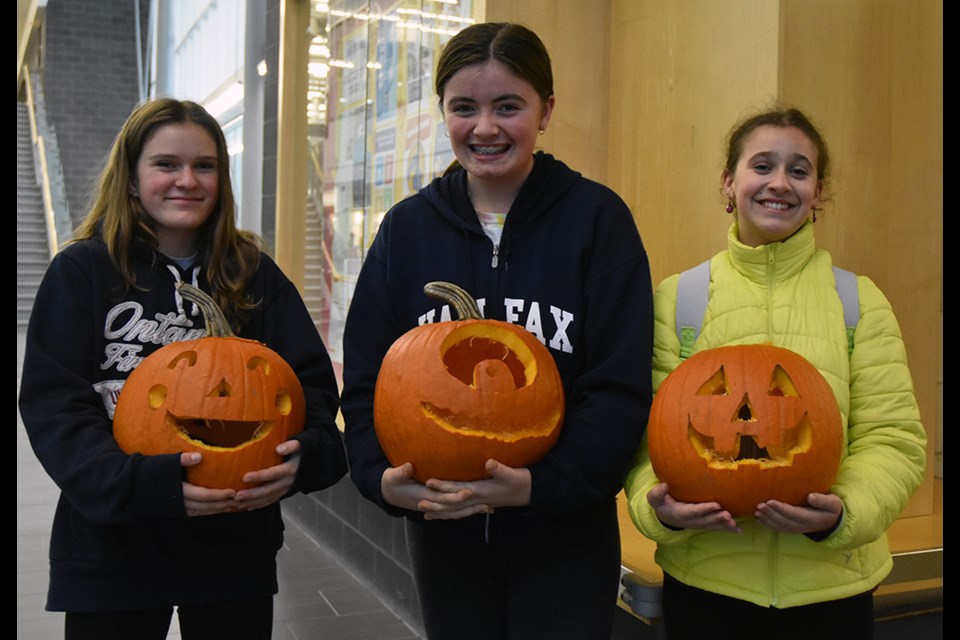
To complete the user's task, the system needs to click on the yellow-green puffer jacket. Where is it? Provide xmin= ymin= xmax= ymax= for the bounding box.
xmin=624 ymin=221 xmax=927 ymax=608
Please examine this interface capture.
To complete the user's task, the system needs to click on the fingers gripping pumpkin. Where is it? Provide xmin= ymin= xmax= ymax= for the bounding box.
xmin=113 ymin=283 xmax=305 ymax=490
xmin=647 ymin=344 xmax=843 ymax=517
xmin=374 ymin=282 xmax=565 ymax=482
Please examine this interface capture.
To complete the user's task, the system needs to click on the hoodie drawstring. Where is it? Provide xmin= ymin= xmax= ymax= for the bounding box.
xmin=166 ymin=264 xmax=202 ymax=320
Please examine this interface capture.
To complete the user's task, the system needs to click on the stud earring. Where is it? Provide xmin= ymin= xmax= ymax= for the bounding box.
xmin=538 ymin=128 xmax=545 ymax=135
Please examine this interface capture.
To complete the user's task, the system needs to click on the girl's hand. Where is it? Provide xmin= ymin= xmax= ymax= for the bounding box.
xmin=421 ymin=459 xmax=532 ymax=520
xmin=755 ymin=492 xmax=843 ymax=535
xmin=381 ymin=463 xmax=489 ymax=519
xmin=233 ymin=439 xmax=302 ymax=511
xmin=180 ymin=452 xmax=236 ymax=517
xmin=646 ymin=483 xmax=741 ymax=533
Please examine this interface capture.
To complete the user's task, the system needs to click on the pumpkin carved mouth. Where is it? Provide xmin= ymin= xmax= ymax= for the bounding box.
xmin=687 ymin=413 xmax=813 ymax=469
xmin=166 ymin=412 xmax=273 ymax=448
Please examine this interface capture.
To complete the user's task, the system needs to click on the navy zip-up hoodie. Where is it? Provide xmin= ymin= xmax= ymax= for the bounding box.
xmin=19 ymin=236 xmax=347 ymax=611
xmin=341 ymin=152 xmax=653 ymax=533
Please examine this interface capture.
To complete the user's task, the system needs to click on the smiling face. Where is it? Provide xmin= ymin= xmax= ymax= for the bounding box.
xmin=722 ymin=125 xmax=821 ymax=247
xmin=133 ymin=121 xmax=220 ymax=257
xmin=441 ymin=60 xmax=554 ymax=199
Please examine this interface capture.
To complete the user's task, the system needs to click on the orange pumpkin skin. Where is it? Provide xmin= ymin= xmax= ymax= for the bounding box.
xmin=648 ymin=344 xmax=843 ymax=518
xmin=113 ymin=287 xmax=305 ymax=491
xmin=374 ymin=284 xmax=565 ymax=483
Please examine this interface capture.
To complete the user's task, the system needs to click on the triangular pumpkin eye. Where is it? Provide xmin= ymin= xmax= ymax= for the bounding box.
xmin=768 ymin=365 xmax=799 ymax=397
xmin=208 ymin=378 xmax=233 ymax=398
xmin=696 ymin=366 xmax=727 ymax=395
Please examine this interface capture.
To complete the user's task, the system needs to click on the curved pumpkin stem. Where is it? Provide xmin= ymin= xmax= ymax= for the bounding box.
xmin=176 ymin=282 xmax=236 ymax=338
xmin=423 ymin=281 xmax=483 ymax=321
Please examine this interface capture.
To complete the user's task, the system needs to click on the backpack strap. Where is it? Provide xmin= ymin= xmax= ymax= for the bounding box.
xmin=832 ymin=266 xmax=859 ymax=355
xmin=674 ymin=260 xmax=860 ymax=359
xmin=675 ymin=259 xmax=711 ymax=360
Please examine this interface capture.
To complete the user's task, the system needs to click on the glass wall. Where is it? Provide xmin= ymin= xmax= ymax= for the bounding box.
xmin=305 ymin=0 xmax=479 ymax=367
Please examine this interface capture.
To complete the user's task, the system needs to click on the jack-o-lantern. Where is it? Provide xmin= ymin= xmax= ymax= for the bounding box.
xmin=113 ymin=283 xmax=305 ymax=490
xmin=647 ymin=344 xmax=842 ymax=517
xmin=374 ymin=282 xmax=564 ymax=482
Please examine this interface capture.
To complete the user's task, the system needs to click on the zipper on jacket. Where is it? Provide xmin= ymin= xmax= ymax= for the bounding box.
xmin=766 ymin=246 xmax=777 ymax=338
xmin=769 ymin=529 xmax=781 ymax=607
xmin=491 ymin=243 xmax=500 ymax=269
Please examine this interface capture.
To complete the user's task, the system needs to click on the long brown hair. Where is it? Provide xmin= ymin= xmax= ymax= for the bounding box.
xmin=73 ymin=98 xmax=260 ymax=329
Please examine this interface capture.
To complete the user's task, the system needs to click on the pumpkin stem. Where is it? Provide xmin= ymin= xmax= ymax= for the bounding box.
xmin=423 ymin=281 xmax=483 ymax=321
xmin=176 ymin=282 xmax=236 ymax=338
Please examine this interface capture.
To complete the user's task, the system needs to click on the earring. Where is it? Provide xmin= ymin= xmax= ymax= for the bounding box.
xmin=442 ymin=127 xmax=449 ymax=139
xmin=811 ymin=209 xmax=818 ymax=223
xmin=538 ymin=128 xmax=546 ymax=135
xmin=725 ymin=199 xmax=735 ymax=214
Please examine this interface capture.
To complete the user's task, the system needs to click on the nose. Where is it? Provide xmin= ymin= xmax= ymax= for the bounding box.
xmin=768 ymin=166 xmax=790 ymax=192
xmin=473 ymin=111 xmax=499 ymax=137
xmin=176 ymin=167 xmax=199 ymax=189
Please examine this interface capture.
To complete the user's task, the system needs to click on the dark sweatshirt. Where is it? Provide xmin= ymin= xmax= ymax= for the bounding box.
xmin=341 ymin=152 xmax=653 ymax=537
xmin=18 ymin=236 xmax=347 ymax=611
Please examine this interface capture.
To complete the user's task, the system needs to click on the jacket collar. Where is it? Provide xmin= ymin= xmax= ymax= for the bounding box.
xmin=726 ymin=220 xmax=817 ymax=284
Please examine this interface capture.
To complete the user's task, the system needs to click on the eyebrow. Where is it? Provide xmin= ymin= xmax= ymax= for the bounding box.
xmin=146 ymin=153 xmax=218 ymax=162
xmin=446 ymin=93 xmax=528 ymax=104
xmin=749 ymin=151 xmax=813 ymax=165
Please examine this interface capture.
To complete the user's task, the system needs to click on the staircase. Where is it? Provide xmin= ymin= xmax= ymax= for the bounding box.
xmin=17 ymin=101 xmax=51 ymax=329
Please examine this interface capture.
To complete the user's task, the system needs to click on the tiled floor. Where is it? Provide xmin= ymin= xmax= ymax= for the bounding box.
xmin=17 ymin=329 xmax=421 ymax=640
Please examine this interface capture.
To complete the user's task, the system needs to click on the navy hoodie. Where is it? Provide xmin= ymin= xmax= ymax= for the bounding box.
xmin=341 ymin=152 xmax=653 ymax=532
xmin=18 ymin=236 xmax=347 ymax=611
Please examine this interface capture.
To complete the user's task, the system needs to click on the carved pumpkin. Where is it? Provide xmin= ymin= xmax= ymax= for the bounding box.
xmin=374 ymin=282 xmax=564 ymax=482
xmin=113 ymin=283 xmax=305 ymax=490
xmin=647 ymin=344 xmax=842 ymax=517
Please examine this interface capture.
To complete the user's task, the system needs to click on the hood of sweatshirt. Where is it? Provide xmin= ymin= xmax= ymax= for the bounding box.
xmin=419 ymin=151 xmax=583 ymax=244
